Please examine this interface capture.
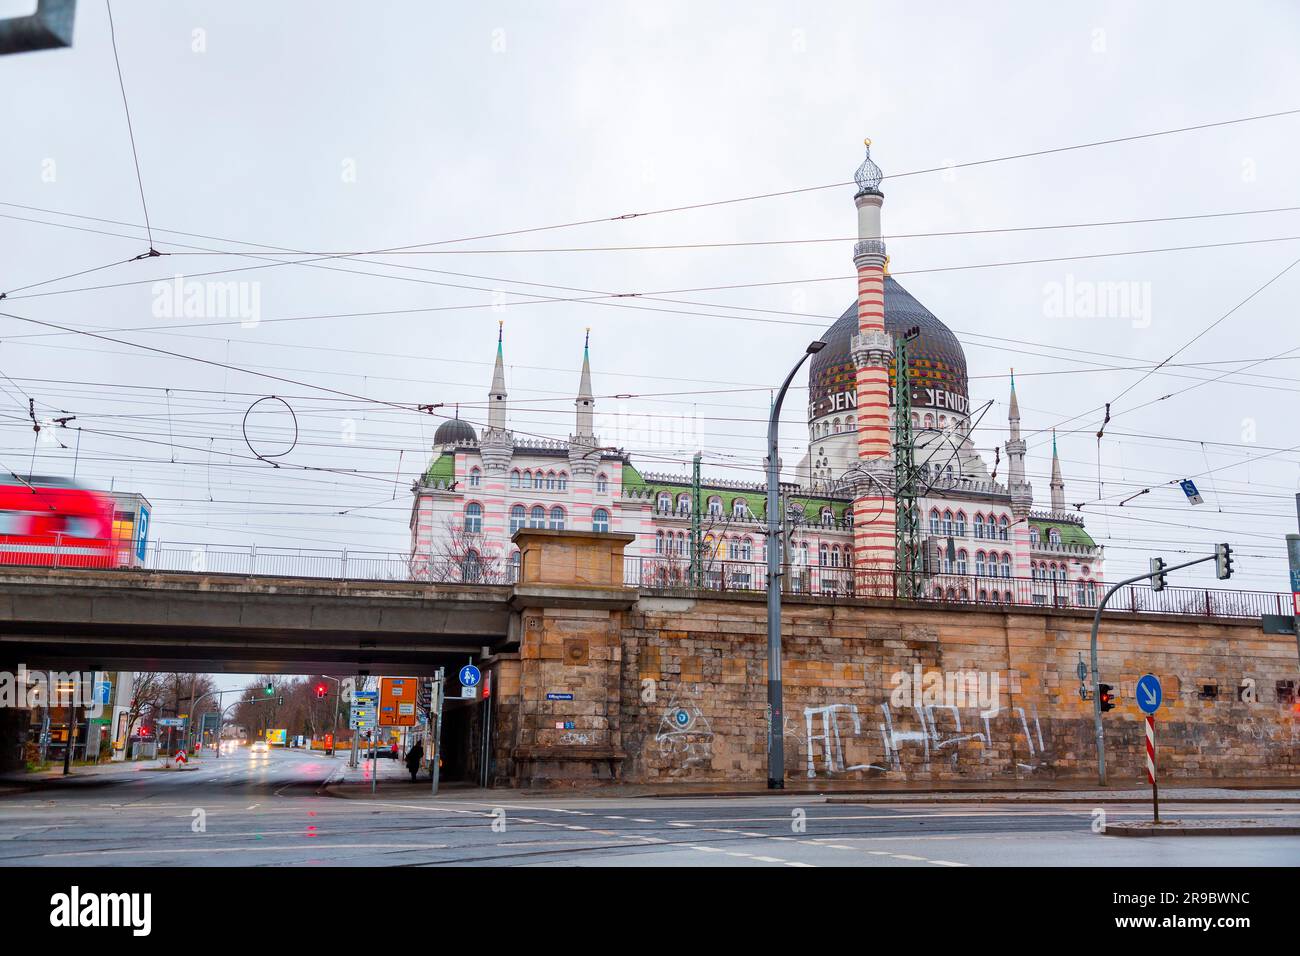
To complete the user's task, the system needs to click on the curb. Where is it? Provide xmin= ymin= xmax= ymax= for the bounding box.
xmin=1105 ymin=825 xmax=1300 ymax=837
xmin=824 ymin=795 xmax=1300 ymax=805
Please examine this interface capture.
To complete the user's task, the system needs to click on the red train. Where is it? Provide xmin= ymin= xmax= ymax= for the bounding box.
xmin=0 ymin=475 xmax=124 ymax=568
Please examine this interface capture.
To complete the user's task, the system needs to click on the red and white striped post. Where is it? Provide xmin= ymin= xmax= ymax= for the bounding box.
xmin=1145 ymin=713 xmax=1159 ymax=823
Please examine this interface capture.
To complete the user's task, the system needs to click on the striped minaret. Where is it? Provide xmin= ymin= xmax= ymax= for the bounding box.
xmin=848 ymin=140 xmax=896 ymax=592
xmin=1006 ymin=370 xmax=1034 ymax=581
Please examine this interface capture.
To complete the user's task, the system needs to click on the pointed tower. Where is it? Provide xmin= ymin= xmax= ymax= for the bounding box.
xmin=569 ymin=329 xmax=599 ymax=478
xmin=1005 ymin=370 xmax=1032 ymax=516
xmin=1049 ymin=430 xmax=1066 ymax=513
xmin=481 ymin=321 xmax=513 ymax=475
xmin=847 ymin=140 xmax=897 ymax=591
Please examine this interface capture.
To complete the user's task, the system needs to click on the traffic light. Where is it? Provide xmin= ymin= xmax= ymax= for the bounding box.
xmin=1148 ymin=556 xmax=1167 ymax=592
xmin=1215 ymin=542 xmax=1234 ymax=580
xmin=315 ymin=683 xmax=327 ymax=700
xmin=277 ymin=696 xmax=284 ymax=706
xmin=1099 ymin=683 xmax=1116 ymax=712
xmin=264 ymin=682 xmax=273 ymax=696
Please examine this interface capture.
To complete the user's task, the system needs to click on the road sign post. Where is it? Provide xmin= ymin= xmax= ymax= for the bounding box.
xmin=1136 ymin=674 xmax=1162 ymax=824
xmin=431 ymin=668 xmax=445 ymax=797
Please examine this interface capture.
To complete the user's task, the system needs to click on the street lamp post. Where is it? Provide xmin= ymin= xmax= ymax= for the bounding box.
xmin=766 ymin=340 xmax=826 ymax=790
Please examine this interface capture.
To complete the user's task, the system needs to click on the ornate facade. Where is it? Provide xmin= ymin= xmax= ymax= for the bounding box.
xmin=410 ymin=144 xmax=1103 ymax=606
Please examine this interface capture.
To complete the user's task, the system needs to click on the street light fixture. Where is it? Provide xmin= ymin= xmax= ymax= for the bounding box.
xmin=765 ymin=340 xmax=825 ymax=789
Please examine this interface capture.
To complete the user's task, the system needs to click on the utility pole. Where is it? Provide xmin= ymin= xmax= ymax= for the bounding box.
xmin=690 ymin=452 xmax=702 ymax=588
xmin=892 ymin=329 xmax=922 ymax=600
xmin=1288 ymin=492 xmax=1300 ymax=667
xmin=430 ymin=667 xmax=445 ymax=796
xmin=765 ymin=340 xmax=826 ymax=790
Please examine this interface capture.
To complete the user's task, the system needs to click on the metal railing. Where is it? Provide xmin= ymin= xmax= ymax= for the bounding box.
xmin=0 ymin=537 xmax=1287 ymax=620
xmin=623 ymin=556 xmax=1289 ymax=620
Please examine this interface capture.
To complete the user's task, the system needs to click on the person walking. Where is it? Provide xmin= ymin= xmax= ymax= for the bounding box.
xmin=405 ymin=740 xmax=424 ymax=783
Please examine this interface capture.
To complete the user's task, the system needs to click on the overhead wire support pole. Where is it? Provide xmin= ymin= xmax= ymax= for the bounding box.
xmin=892 ymin=330 xmax=922 ymax=600
xmin=765 ymin=340 xmax=825 ymax=790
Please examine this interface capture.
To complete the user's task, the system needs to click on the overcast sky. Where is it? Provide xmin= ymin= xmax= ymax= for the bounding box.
xmin=2 ymin=0 xmax=1298 ymax=599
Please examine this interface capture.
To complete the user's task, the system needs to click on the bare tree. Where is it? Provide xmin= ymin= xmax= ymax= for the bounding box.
xmin=416 ymin=516 xmax=509 ymax=584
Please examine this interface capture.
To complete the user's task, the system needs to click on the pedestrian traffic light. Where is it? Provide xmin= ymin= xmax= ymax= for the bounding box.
xmin=1099 ymin=683 xmax=1116 ymax=712
xmin=1148 ymin=556 xmax=1167 ymax=592
xmin=1215 ymin=542 xmax=1233 ymax=580
xmin=315 ymin=683 xmax=327 ymax=699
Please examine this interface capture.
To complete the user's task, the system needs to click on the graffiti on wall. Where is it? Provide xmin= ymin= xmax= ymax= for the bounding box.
xmin=654 ymin=697 xmax=713 ymax=771
xmin=804 ymin=699 xmax=1049 ymax=777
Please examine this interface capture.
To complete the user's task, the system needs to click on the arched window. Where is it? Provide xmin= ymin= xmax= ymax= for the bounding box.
xmin=708 ymin=496 xmax=722 ymax=518
xmin=462 ymin=549 xmax=482 ymax=583
xmin=999 ymin=515 xmax=1010 ymax=540
xmin=819 ymin=543 xmax=829 ymax=566
xmin=677 ymin=494 xmax=691 ymax=515
xmin=845 ymin=416 xmax=854 ymax=431
xmin=509 ymin=550 xmax=521 ymax=581
xmin=596 ymin=473 xmax=608 ymax=493
xmin=656 ymin=531 xmax=665 ymax=554
xmin=942 ymin=509 xmax=954 ymax=535
xmin=946 ymin=587 xmax=956 ymax=601
xmin=657 ymin=492 xmax=672 ymax=513
xmin=929 ymin=509 xmax=941 ymax=535
xmin=545 ymin=470 xmax=556 ymax=491
xmin=979 ymin=589 xmax=988 ymax=603
xmin=1004 ymin=590 xmax=1014 ymax=604
xmin=532 ymin=471 xmax=544 ymax=490
xmin=463 ymin=502 xmax=483 ymax=534
xmin=1048 ymin=528 xmax=1061 ymax=547
xmin=831 ymin=545 xmax=841 ymax=568
xmin=557 ymin=472 xmax=568 ymax=490
xmin=975 ymin=551 xmax=987 ymax=576
xmin=740 ymin=537 xmax=753 ymax=561
xmin=924 ymin=413 xmax=934 ymax=430
xmin=509 ymin=469 xmax=521 ymax=488
xmin=821 ymin=507 xmax=834 ymax=527
xmin=509 ymin=504 xmax=525 ymax=534
xmin=522 ymin=470 xmax=532 ymax=487
xmin=676 ymin=531 xmax=686 ymax=555
xmin=1000 ymin=553 xmax=1011 ymax=578
xmin=955 ymin=511 xmax=967 ymax=536
xmin=549 ymin=506 xmax=565 ymax=530
xmin=973 ymin=514 xmax=985 ymax=539
xmin=956 ymin=549 xmax=968 ymax=575
xmin=728 ymin=538 xmax=740 ymax=560
xmin=529 ymin=505 xmax=546 ymax=529
xmin=468 ymin=467 xmax=481 ymax=488
xmin=592 ymin=508 xmax=609 ymax=533
xmin=1029 ymin=526 xmax=1040 ymax=546
xmin=732 ymin=498 xmax=748 ymax=519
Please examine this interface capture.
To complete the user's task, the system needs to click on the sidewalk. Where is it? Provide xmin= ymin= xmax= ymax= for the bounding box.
xmin=319 ymin=773 xmax=1300 ymax=804
xmin=0 ymin=757 xmax=165 ymax=794
xmin=322 ymin=751 xmax=429 ymax=796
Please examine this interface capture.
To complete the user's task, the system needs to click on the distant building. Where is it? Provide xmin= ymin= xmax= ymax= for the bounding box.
xmin=410 ymin=144 xmax=1103 ymax=607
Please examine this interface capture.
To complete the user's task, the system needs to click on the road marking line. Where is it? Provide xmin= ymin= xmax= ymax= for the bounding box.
xmin=891 ymin=854 xmax=926 ymax=861
xmin=785 ymin=861 xmax=816 ymax=868
xmin=929 ymin=860 xmax=968 ymax=867
xmin=752 ymin=855 xmax=785 ymax=863
xmin=631 ymin=818 xmax=655 ymax=823
xmin=667 ymin=823 xmax=694 ymax=828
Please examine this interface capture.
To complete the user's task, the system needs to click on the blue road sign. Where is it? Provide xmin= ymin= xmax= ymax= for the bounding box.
xmin=135 ymin=506 xmax=150 ymax=560
xmin=546 ymin=693 xmax=573 ymax=701
xmin=459 ymin=664 xmax=481 ymax=688
xmin=1136 ymin=674 xmax=1162 ymax=714
xmin=1179 ymin=479 xmax=1203 ymax=505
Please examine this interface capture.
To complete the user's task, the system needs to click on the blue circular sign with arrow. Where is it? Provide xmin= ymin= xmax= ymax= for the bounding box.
xmin=1136 ymin=674 xmax=1162 ymax=715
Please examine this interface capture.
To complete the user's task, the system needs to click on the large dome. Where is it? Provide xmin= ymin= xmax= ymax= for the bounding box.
xmin=807 ymin=276 xmax=969 ymax=422
xmin=433 ymin=415 xmax=477 ymax=445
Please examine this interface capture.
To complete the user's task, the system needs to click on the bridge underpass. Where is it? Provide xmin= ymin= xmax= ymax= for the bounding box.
xmin=0 ymin=566 xmax=514 ymax=675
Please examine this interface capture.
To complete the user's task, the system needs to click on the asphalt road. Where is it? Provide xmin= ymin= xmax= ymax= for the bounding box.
xmin=2 ymin=749 xmax=1298 ymax=866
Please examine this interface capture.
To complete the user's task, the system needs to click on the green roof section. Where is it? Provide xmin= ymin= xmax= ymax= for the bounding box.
xmin=620 ymin=461 xmax=648 ymax=495
xmin=634 ymin=472 xmax=850 ymax=523
xmin=1029 ymin=517 xmax=1096 ymax=549
xmin=423 ymin=452 xmax=454 ymax=485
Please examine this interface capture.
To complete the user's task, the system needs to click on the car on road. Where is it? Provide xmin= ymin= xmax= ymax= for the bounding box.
xmin=250 ymin=740 xmax=269 ymax=753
